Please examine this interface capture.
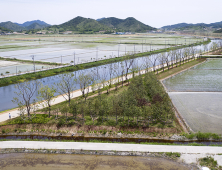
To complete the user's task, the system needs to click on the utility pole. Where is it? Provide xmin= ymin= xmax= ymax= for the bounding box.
xmin=118 ymin=44 xmax=120 ymax=57
xmin=142 ymin=40 xmax=143 ymax=53
xmin=31 ymin=55 xmax=35 ymax=73
xmin=145 ymin=40 xmax=146 ymax=51
xmin=150 ymin=41 xmax=152 ymax=52
xmin=96 ymin=47 xmax=98 ymax=61
xmin=74 ymin=52 xmax=75 ymax=66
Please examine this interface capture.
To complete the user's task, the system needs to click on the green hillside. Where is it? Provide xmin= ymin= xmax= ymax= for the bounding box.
xmin=0 ymin=21 xmax=24 ymax=31
xmin=99 ymin=17 xmax=156 ymax=32
xmin=26 ymin=23 xmax=46 ymax=30
xmin=214 ymin=29 xmax=222 ymax=33
xmin=98 ymin=17 xmax=123 ymax=28
xmin=49 ymin=16 xmax=112 ymax=33
xmin=0 ymin=26 xmax=12 ymax=32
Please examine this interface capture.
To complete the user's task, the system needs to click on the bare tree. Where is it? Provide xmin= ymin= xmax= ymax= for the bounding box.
xmin=183 ymin=48 xmax=190 ymax=62
xmin=120 ymin=61 xmax=125 ymax=87
xmin=77 ymin=71 xmax=93 ymax=101
xmin=178 ymin=49 xmax=183 ymax=65
xmin=108 ymin=63 xmax=114 ymax=93
xmin=164 ymin=51 xmax=171 ymax=70
xmin=158 ymin=53 xmax=165 ymax=72
xmin=181 ymin=49 xmax=186 ymax=64
xmin=170 ymin=50 xmax=176 ymax=69
xmin=100 ymin=66 xmax=108 ymax=89
xmin=175 ymin=50 xmax=181 ymax=67
xmin=12 ymin=80 xmax=40 ymax=118
xmin=114 ymin=63 xmax=121 ymax=90
xmin=190 ymin=46 xmax=197 ymax=60
xmin=149 ymin=54 xmax=158 ymax=73
xmin=124 ymin=56 xmax=134 ymax=84
xmin=55 ymin=73 xmax=76 ymax=106
xmin=130 ymin=59 xmax=139 ymax=78
xmin=203 ymin=44 xmax=208 ymax=53
xmin=143 ymin=56 xmax=151 ymax=73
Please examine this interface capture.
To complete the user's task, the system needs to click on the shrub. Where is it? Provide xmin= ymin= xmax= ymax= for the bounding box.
xmin=2 ymin=129 xmax=6 ymax=134
xmin=199 ymin=156 xmax=218 ymax=169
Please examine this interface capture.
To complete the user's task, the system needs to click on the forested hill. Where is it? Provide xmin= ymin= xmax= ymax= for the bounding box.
xmin=16 ymin=20 xmax=50 ymax=27
xmin=162 ymin=21 xmax=222 ymax=30
xmin=98 ymin=17 xmax=156 ymax=32
xmin=0 ymin=21 xmax=24 ymax=32
xmin=49 ymin=16 xmax=156 ymax=33
xmin=0 ymin=16 xmax=156 ymax=33
xmin=49 ymin=16 xmax=112 ymax=33
xmin=0 ymin=26 xmax=12 ymax=32
xmin=0 ymin=20 xmax=50 ymax=31
xmin=26 ymin=23 xmax=47 ymax=30
xmin=214 ymin=29 xmax=222 ymax=33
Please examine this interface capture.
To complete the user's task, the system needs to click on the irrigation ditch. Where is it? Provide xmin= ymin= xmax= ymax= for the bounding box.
xmin=0 ymin=134 xmax=222 ymax=146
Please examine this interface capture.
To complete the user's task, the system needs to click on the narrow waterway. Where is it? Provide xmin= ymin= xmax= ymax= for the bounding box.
xmin=0 ymin=135 xmax=222 ymax=146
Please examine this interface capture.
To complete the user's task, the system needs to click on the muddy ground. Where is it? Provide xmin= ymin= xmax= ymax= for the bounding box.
xmin=0 ymin=153 xmax=198 ymax=170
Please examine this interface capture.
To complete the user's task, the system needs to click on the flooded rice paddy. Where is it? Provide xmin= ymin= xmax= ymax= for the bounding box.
xmin=0 ymin=61 xmax=51 ymax=75
xmin=163 ymin=59 xmax=222 ymax=92
xmin=163 ymin=59 xmax=222 ymax=134
xmin=169 ymin=92 xmax=222 ymax=134
xmin=0 ymin=153 xmax=197 ymax=170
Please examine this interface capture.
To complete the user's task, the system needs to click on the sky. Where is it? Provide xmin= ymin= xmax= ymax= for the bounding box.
xmin=1 ymin=0 xmax=222 ymax=28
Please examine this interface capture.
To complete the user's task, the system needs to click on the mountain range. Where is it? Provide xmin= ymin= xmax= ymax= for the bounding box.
xmin=0 ymin=20 xmax=50 ymax=32
xmin=162 ymin=21 xmax=222 ymax=31
xmin=1 ymin=17 xmax=222 ymax=33
xmin=0 ymin=16 xmax=156 ymax=33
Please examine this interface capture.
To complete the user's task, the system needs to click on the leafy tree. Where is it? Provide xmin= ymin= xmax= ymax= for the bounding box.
xmin=38 ymin=84 xmax=56 ymax=117
xmin=69 ymin=100 xmax=78 ymax=120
